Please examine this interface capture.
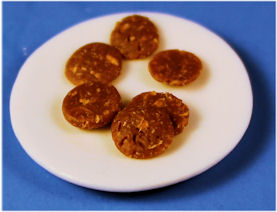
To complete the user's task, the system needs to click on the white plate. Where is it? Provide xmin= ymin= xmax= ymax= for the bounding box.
xmin=10 ymin=12 xmax=253 ymax=192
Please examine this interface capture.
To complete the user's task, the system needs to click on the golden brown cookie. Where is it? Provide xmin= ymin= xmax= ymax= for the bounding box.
xmin=149 ymin=49 xmax=202 ymax=86
xmin=65 ymin=42 xmax=122 ymax=85
xmin=128 ymin=91 xmax=189 ymax=135
xmin=110 ymin=15 xmax=159 ymax=59
xmin=111 ymin=106 xmax=174 ymax=159
xmin=62 ymin=82 xmax=121 ymax=129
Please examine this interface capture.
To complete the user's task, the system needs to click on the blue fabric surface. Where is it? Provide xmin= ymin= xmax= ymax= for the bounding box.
xmin=2 ymin=2 xmax=275 ymax=210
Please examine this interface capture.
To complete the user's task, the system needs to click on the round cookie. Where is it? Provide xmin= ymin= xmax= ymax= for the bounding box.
xmin=65 ymin=42 xmax=122 ymax=85
xmin=149 ymin=49 xmax=202 ymax=86
xmin=62 ymin=82 xmax=121 ymax=129
xmin=128 ymin=91 xmax=189 ymax=135
xmin=111 ymin=106 xmax=174 ymax=159
xmin=110 ymin=15 xmax=159 ymax=60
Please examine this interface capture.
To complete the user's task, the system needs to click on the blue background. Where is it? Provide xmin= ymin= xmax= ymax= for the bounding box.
xmin=3 ymin=2 xmax=275 ymax=210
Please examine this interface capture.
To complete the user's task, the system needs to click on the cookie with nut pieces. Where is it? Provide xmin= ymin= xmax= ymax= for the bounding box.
xmin=62 ymin=82 xmax=121 ymax=129
xmin=129 ymin=91 xmax=189 ymax=135
xmin=111 ymin=105 xmax=174 ymax=159
xmin=65 ymin=42 xmax=122 ymax=85
xmin=110 ymin=15 xmax=159 ymax=59
xmin=149 ymin=49 xmax=202 ymax=86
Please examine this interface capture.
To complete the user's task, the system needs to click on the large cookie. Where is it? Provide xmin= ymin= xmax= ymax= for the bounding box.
xmin=149 ymin=49 xmax=202 ymax=86
xmin=128 ymin=91 xmax=189 ymax=135
xmin=110 ymin=15 xmax=159 ymax=59
xmin=65 ymin=42 xmax=122 ymax=85
xmin=62 ymin=82 xmax=121 ymax=129
xmin=111 ymin=106 xmax=174 ymax=159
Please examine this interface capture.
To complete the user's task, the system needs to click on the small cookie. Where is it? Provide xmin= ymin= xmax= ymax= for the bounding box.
xmin=110 ymin=15 xmax=159 ymax=59
xmin=62 ymin=82 xmax=121 ymax=129
xmin=65 ymin=42 xmax=122 ymax=85
xmin=111 ymin=106 xmax=174 ymax=159
xmin=149 ymin=49 xmax=202 ymax=86
xmin=128 ymin=91 xmax=189 ymax=135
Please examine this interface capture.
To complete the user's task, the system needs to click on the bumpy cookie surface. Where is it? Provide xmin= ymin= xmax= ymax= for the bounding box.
xmin=149 ymin=49 xmax=202 ymax=86
xmin=62 ymin=82 xmax=121 ymax=129
xmin=65 ymin=42 xmax=122 ymax=85
xmin=129 ymin=91 xmax=189 ymax=135
xmin=111 ymin=106 xmax=174 ymax=159
xmin=110 ymin=15 xmax=159 ymax=59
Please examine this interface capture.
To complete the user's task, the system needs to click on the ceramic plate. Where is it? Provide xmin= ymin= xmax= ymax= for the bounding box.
xmin=10 ymin=12 xmax=253 ymax=192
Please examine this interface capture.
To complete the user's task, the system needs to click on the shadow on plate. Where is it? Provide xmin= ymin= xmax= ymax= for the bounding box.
xmin=162 ymin=104 xmax=201 ymax=156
